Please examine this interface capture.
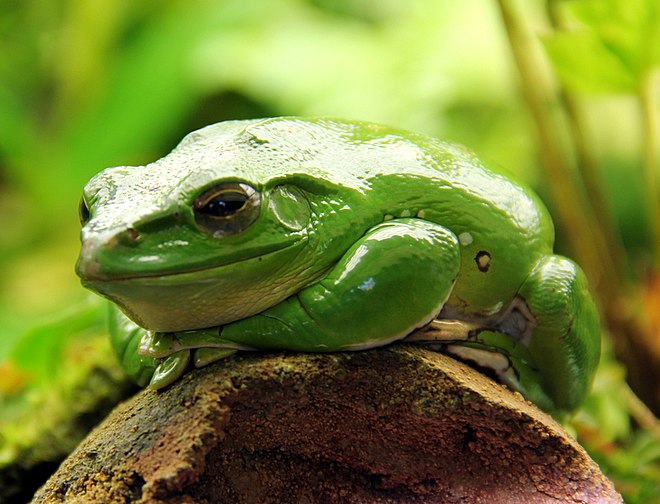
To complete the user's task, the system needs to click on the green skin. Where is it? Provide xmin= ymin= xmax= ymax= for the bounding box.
xmin=76 ymin=117 xmax=600 ymax=414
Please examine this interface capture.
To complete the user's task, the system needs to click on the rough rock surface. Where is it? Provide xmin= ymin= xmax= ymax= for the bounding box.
xmin=32 ymin=345 xmax=621 ymax=503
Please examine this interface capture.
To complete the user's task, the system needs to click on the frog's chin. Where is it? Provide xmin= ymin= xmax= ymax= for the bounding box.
xmin=82 ymin=242 xmax=310 ymax=332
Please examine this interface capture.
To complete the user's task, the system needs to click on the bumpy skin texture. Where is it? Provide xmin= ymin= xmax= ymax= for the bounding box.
xmin=76 ymin=117 xmax=600 ymax=413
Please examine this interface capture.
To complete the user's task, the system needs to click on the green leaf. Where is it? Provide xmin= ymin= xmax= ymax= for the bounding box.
xmin=543 ymin=31 xmax=639 ymax=93
xmin=569 ymin=0 xmax=660 ymax=71
xmin=544 ymin=0 xmax=660 ymax=94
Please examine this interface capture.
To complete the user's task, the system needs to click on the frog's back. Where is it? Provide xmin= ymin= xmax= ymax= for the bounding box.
xmin=177 ymin=116 xmax=553 ymax=242
xmin=173 ymin=117 xmax=555 ymax=315
xmin=176 ymin=117 xmax=545 ymax=211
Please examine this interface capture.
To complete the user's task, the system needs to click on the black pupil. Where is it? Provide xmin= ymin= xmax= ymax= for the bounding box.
xmin=201 ymin=192 xmax=248 ymax=217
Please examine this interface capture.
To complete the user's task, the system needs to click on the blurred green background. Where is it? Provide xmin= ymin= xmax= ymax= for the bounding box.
xmin=1 ymin=0 xmax=659 ymax=501
xmin=0 ymin=0 xmax=530 ymax=349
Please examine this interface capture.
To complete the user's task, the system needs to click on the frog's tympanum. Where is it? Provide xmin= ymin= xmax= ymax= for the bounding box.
xmin=77 ymin=117 xmax=600 ymax=413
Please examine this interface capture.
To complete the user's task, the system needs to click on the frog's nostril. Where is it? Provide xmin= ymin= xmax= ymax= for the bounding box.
xmin=76 ymin=226 xmax=141 ymax=280
xmin=118 ymin=227 xmax=141 ymax=246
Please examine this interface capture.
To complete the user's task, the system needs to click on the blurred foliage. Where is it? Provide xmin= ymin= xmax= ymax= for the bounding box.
xmin=0 ymin=0 xmax=658 ymax=501
xmin=544 ymin=0 xmax=660 ymax=94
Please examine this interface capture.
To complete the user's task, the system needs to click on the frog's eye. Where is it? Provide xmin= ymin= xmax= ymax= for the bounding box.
xmin=193 ymin=182 xmax=260 ymax=236
xmin=79 ymin=196 xmax=91 ymax=226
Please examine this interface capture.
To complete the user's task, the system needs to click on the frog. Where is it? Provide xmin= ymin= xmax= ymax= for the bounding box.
xmin=76 ymin=117 xmax=600 ymax=414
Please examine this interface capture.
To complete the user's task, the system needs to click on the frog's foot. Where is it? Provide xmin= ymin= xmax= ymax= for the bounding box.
xmin=405 ymin=319 xmax=483 ymax=344
xmin=138 ymin=328 xmax=254 ymax=359
xmin=446 ymin=333 xmax=555 ymax=411
xmin=406 ymin=320 xmax=556 ymax=411
xmin=443 ymin=343 xmax=518 ymax=390
xmin=405 ymin=320 xmax=514 ymax=380
xmin=147 ymin=348 xmax=239 ymax=390
xmin=150 ymin=349 xmax=191 ymax=389
xmin=139 ymin=329 xmax=244 ymax=389
xmin=193 ymin=347 xmax=238 ymax=368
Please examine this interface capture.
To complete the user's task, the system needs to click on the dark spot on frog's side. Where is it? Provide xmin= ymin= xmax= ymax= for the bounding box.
xmin=475 ymin=251 xmax=491 ymax=272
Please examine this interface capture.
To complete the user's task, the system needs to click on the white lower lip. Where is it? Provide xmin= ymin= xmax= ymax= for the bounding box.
xmin=80 ymin=240 xmax=300 ymax=283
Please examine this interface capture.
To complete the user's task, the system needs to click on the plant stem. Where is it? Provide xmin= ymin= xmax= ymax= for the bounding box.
xmin=546 ymin=0 xmax=627 ymax=281
xmin=641 ymin=70 xmax=660 ymax=265
xmin=497 ymin=0 xmax=660 ymax=415
xmin=623 ymin=382 xmax=660 ymax=438
xmin=495 ymin=0 xmax=617 ymax=303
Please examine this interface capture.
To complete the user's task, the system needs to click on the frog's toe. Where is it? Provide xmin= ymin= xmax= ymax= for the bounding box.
xmin=139 ymin=331 xmax=182 ymax=358
xmin=193 ymin=347 xmax=237 ymax=368
xmin=149 ymin=349 xmax=191 ymax=389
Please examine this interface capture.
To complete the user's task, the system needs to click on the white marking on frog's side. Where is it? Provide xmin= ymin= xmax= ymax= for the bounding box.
xmin=158 ymin=240 xmax=190 ymax=249
xmin=483 ymin=302 xmax=503 ymax=316
xmin=383 ymin=214 xmax=394 ymax=221
xmin=400 ymin=209 xmax=412 ymax=217
xmin=358 ymin=277 xmax=376 ymax=291
xmin=416 ymin=209 xmax=426 ymax=219
xmin=458 ymin=232 xmax=473 ymax=246
xmin=137 ymin=255 xmax=161 ymax=263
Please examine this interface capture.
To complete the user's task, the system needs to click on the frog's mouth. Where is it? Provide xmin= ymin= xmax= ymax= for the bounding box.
xmin=79 ymin=239 xmax=313 ymax=333
xmin=77 ymin=238 xmax=300 ymax=284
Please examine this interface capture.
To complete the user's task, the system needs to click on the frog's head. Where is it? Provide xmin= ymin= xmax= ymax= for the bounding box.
xmin=76 ymin=118 xmax=369 ymax=332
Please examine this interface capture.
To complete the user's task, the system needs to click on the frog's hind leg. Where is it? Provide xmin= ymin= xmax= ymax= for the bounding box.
xmin=516 ymin=255 xmax=601 ymax=411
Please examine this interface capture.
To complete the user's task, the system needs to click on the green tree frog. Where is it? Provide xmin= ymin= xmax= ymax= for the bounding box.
xmin=76 ymin=117 xmax=600 ymax=414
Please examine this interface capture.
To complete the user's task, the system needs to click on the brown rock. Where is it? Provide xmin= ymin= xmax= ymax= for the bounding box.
xmin=32 ymin=345 xmax=621 ymax=503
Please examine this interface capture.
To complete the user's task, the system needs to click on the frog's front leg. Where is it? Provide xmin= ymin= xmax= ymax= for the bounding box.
xmin=218 ymin=218 xmax=461 ymax=351
xmin=143 ymin=218 xmax=461 ymax=377
xmin=109 ymin=306 xmax=234 ymax=388
xmin=108 ymin=305 xmax=158 ymax=387
xmin=518 ymin=255 xmax=601 ymax=411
